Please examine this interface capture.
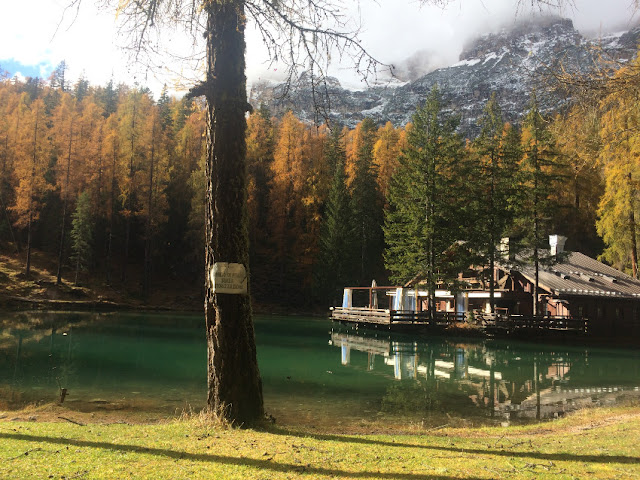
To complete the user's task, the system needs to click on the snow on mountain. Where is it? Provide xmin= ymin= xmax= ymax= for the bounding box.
xmin=249 ymin=17 xmax=640 ymax=138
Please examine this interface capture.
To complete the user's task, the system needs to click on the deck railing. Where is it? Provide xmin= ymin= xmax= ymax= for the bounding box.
xmin=330 ymin=307 xmax=589 ymax=334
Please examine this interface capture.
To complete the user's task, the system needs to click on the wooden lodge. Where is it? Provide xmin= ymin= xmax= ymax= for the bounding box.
xmin=331 ymin=236 xmax=640 ymax=338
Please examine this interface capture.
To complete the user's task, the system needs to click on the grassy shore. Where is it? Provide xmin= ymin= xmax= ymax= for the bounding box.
xmin=1 ymin=404 xmax=639 ymax=479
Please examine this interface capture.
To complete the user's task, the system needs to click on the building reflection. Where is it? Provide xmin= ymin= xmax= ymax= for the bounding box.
xmin=329 ymin=328 xmax=640 ymax=420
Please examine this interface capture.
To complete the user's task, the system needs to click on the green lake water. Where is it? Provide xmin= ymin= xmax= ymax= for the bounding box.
xmin=1 ymin=311 xmax=639 ymax=428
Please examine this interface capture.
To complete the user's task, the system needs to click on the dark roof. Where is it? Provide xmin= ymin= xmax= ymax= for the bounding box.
xmin=506 ymin=252 xmax=640 ymax=299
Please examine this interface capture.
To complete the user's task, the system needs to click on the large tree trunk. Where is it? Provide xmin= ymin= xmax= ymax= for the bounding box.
xmin=203 ymin=0 xmax=263 ymax=425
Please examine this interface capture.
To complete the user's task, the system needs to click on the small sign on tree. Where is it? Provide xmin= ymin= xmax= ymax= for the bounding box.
xmin=210 ymin=262 xmax=248 ymax=295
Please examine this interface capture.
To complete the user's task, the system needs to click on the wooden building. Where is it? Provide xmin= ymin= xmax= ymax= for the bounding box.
xmin=332 ymin=236 xmax=640 ymax=338
xmin=487 ymin=239 xmax=640 ymax=337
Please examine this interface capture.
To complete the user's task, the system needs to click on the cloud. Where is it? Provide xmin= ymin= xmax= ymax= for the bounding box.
xmin=2 ymin=0 xmax=637 ymax=97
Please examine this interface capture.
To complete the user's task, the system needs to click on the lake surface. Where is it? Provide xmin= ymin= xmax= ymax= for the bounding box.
xmin=1 ymin=311 xmax=639 ymax=429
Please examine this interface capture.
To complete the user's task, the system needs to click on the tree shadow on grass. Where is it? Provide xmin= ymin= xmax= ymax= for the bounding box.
xmin=265 ymin=428 xmax=640 ymax=466
xmin=0 ymin=432 xmax=483 ymax=480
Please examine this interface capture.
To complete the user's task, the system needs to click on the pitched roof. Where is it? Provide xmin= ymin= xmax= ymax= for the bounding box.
xmin=506 ymin=252 xmax=640 ymax=299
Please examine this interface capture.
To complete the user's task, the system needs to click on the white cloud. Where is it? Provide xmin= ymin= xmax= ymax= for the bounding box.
xmin=1 ymin=0 xmax=637 ymax=97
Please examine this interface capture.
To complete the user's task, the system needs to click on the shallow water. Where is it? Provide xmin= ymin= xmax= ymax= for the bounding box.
xmin=1 ymin=311 xmax=639 ymax=429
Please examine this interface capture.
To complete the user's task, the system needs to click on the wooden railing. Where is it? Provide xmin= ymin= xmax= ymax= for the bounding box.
xmin=481 ymin=314 xmax=589 ymax=333
xmin=331 ymin=307 xmax=589 ymax=334
xmin=330 ymin=307 xmax=391 ymax=325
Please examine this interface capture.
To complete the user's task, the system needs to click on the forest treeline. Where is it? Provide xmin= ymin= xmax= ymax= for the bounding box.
xmin=0 ymin=56 xmax=637 ymax=308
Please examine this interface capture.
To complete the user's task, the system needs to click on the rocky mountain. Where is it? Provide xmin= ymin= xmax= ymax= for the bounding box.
xmin=249 ymin=17 xmax=640 ymax=138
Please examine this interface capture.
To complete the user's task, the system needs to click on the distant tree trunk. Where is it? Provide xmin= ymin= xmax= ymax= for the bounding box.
xmin=74 ymin=253 xmax=80 ymax=285
xmin=1 ymin=134 xmax=19 ymax=253
xmin=203 ymin=1 xmax=263 ymax=424
xmin=57 ymin=124 xmax=73 ymax=285
xmin=489 ymin=151 xmax=496 ymax=314
xmin=122 ymin=102 xmax=137 ymax=284
xmin=25 ymin=208 xmax=32 ymax=278
xmin=106 ymin=142 xmax=117 ymax=285
xmin=143 ymin=120 xmax=156 ymax=299
xmin=630 ymin=204 xmax=638 ymax=279
xmin=533 ymin=191 xmax=540 ymax=317
xmin=25 ymin=104 xmax=41 ymax=279
xmin=0 ymin=193 xmax=19 ymax=253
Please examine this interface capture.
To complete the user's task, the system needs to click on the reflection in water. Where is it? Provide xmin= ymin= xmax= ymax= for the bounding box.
xmin=330 ymin=328 xmax=640 ymax=421
xmin=0 ymin=311 xmax=206 ymax=414
xmin=1 ymin=311 xmax=640 ymax=427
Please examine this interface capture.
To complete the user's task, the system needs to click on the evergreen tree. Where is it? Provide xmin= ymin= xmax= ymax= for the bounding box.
xmin=70 ymin=191 xmax=93 ymax=285
xmin=469 ymin=94 xmax=520 ymax=313
xmin=315 ymin=127 xmax=354 ymax=305
xmin=350 ymin=117 xmax=385 ymax=286
xmin=384 ymin=86 xmax=465 ymax=320
xmin=246 ymin=105 xmax=275 ymax=299
xmin=514 ymin=93 xmax=565 ymax=315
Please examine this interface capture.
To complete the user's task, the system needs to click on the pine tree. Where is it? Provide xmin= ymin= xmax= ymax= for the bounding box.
xmin=70 ymin=191 xmax=93 ymax=285
xmin=514 ymin=93 xmax=565 ymax=315
xmin=350 ymin=117 xmax=385 ymax=286
xmin=315 ymin=127 xmax=354 ymax=304
xmin=384 ymin=86 xmax=465 ymax=320
xmin=468 ymin=94 xmax=520 ymax=313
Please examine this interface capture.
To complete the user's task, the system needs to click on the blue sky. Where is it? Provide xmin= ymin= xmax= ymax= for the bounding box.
xmin=1 ymin=58 xmax=54 ymax=79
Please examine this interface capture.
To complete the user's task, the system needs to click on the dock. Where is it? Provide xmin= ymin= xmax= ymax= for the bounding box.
xmin=330 ymin=306 xmax=589 ymax=336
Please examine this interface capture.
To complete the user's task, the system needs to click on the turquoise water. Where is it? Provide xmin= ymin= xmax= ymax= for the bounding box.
xmin=1 ymin=311 xmax=639 ymax=427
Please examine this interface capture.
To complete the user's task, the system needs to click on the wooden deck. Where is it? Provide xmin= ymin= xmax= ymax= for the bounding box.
xmin=330 ymin=307 xmax=589 ymax=336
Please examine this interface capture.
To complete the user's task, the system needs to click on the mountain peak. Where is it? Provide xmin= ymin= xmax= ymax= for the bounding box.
xmin=460 ymin=16 xmax=576 ymax=62
xmin=250 ymin=17 xmax=639 ymax=138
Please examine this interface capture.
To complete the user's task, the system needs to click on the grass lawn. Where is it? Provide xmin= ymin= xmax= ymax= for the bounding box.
xmin=1 ymin=405 xmax=639 ymax=479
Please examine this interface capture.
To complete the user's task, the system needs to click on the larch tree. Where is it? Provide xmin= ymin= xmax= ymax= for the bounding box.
xmin=12 ymin=96 xmax=52 ymax=277
xmin=245 ymin=106 xmax=274 ymax=287
xmin=68 ymin=0 xmax=573 ymax=425
xmin=140 ymin=106 xmax=170 ymax=299
xmin=550 ymin=104 xmax=603 ymax=257
xmin=373 ymin=122 xmax=404 ymax=203
xmin=51 ymin=91 xmax=80 ymax=284
xmin=596 ymin=63 xmax=640 ymax=277
xmin=116 ymin=88 xmax=153 ymax=282
xmin=78 ymin=95 xmax=107 ymax=211
xmin=0 ymin=82 xmax=19 ymax=251
xmin=170 ymin=99 xmax=207 ymax=275
xmin=101 ymin=113 xmax=120 ymax=285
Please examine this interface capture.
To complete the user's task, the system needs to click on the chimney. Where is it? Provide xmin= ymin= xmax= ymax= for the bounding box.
xmin=549 ymin=235 xmax=567 ymax=256
xmin=500 ymin=237 xmax=514 ymax=260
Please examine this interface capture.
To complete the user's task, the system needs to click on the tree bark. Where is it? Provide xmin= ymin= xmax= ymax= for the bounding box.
xmin=204 ymin=0 xmax=263 ymax=425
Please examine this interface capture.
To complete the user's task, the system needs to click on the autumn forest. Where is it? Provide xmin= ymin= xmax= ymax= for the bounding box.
xmin=0 ymin=55 xmax=638 ymax=310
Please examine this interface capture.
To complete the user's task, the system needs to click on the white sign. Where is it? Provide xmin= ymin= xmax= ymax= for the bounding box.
xmin=210 ymin=262 xmax=248 ymax=294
